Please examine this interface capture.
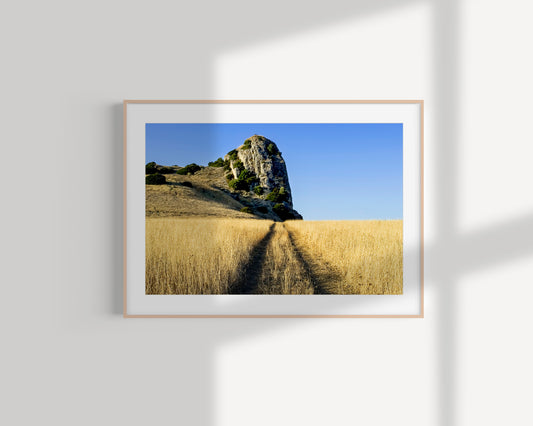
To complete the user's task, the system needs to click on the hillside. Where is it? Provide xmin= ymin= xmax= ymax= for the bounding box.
xmin=145 ymin=135 xmax=303 ymax=221
xmin=146 ymin=167 xmax=265 ymax=219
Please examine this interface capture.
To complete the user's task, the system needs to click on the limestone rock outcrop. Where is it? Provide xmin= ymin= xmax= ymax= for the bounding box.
xmin=223 ymin=135 xmax=303 ymax=221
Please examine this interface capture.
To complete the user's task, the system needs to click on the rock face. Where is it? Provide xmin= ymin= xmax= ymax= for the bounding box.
xmin=223 ymin=135 xmax=303 ymax=221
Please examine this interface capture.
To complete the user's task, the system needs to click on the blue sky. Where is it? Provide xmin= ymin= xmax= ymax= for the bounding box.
xmin=146 ymin=123 xmax=402 ymax=220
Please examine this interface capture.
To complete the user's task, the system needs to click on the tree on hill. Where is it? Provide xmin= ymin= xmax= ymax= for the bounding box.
xmin=146 ymin=162 xmax=158 ymax=174
xmin=176 ymin=163 xmax=202 ymax=175
xmin=208 ymin=158 xmax=225 ymax=167
xmin=146 ymin=174 xmax=166 ymax=185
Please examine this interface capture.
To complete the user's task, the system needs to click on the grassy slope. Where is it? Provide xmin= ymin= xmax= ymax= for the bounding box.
xmin=146 ymin=167 xmax=258 ymax=219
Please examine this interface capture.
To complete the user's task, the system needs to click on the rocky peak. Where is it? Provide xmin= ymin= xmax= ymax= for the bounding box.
xmin=223 ymin=135 xmax=302 ymax=221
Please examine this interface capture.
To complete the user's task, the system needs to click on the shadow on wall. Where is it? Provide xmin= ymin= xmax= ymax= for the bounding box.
xmin=107 ymin=1 xmax=533 ymax=425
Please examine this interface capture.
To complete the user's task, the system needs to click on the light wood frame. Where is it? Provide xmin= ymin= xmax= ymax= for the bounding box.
xmin=123 ymin=100 xmax=424 ymax=318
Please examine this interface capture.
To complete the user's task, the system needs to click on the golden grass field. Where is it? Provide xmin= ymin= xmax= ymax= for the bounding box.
xmin=284 ymin=220 xmax=403 ymax=294
xmin=146 ymin=217 xmax=402 ymax=295
xmin=146 ymin=217 xmax=272 ymax=294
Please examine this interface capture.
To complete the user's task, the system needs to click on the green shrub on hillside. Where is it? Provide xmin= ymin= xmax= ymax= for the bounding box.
xmin=227 ymin=168 xmax=259 ymax=191
xmin=273 ymin=203 xmax=287 ymax=219
xmin=254 ymin=186 xmax=264 ymax=195
xmin=208 ymin=158 xmax=224 ymax=167
xmin=233 ymin=159 xmax=244 ymax=171
xmin=227 ymin=149 xmax=239 ymax=161
xmin=266 ymin=186 xmax=288 ymax=203
xmin=238 ymin=169 xmax=258 ymax=185
xmin=146 ymin=174 xmax=166 ymax=185
xmin=146 ymin=162 xmax=158 ymax=174
xmin=242 ymin=138 xmax=252 ymax=150
xmin=158 ymin=167 xmax=176 ymax=174
xmin=273 ymin=203 xmax=294 ymax=221
xmin=266 ymin=143 xmax=279 ymax=156
xmin=228 ymin=178 xmax=248 ymax=191
xmin=240 ymin=207 xmax=253 ymax=214
xmin=176 ymin=163 xmax=202 ymax=175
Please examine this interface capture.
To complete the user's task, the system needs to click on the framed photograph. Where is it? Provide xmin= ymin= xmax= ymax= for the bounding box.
xmin=123 ymin=100 xmax=423 ymax=318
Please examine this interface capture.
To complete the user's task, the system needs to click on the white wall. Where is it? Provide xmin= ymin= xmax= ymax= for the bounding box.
xmin=1 ymin=1 xmax=532 ymax=425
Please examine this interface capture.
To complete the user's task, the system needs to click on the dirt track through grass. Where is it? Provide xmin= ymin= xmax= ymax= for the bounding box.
xmin=284 ymin=228 xmax=335 ymax=294
xmin=230 ymin=223 xmax=321 ymax=295
xmin=146 ymin=218 xmax=402 ymax=295
xmin=229 ymin=223 xmax=275 ymax=294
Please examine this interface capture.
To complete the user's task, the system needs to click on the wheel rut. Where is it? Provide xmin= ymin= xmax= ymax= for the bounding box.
xmin=284 ymin=227 xmax=331 ymax=295
xmin=229 ymin=222 xmax=330 ymax=295
xmin=229 ymin=223 xmax=275 ymax=294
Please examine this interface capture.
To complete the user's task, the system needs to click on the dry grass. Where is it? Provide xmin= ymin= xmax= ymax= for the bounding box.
xmin=284 ymin=220 xmax=403 ymax=294
xmin=146 ymin=169 xmax=252 ymax=219
xmin=146 ymin=217 xmax=273 ymax=294
xmin=255 ymin=223 xmax=314 ymax=294
xmin=146 ymin=217 xmax=402 ymax=295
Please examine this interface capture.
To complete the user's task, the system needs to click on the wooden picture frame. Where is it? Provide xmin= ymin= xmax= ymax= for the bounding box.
xmin=123 ymin=100 xmax=424 ymax=318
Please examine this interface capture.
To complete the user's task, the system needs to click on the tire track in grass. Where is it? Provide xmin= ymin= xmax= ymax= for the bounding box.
xmin=284 ymin=225 xmax=333 ymax=294
xmin=284 ymin=225 xmax=342 ymax=294
xmin=254 ymin=223 xmax=316 ymax=295
xmin=229 ymin=223 xmax=275 ymax=294
xmin=230 ymin=222 xmax=336 ymax=295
